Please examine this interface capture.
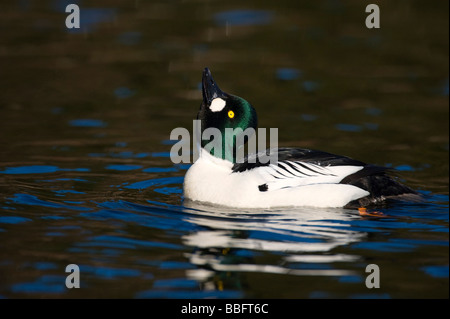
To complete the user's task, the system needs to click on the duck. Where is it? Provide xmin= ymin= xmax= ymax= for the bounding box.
xmin=183 ymin=67 xmax=418 ymax=208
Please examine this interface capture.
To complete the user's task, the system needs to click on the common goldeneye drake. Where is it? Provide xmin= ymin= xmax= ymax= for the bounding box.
xmin=183 ymin=68 xmax=418 ymax=208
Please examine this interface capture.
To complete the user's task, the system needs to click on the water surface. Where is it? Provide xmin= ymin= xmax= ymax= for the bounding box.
xmin=0 ymin=0 xmax=448 ymax=298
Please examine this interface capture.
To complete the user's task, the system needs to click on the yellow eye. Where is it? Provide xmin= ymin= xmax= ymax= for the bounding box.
xmin=228 ymin=110 xmax=235 ymax=118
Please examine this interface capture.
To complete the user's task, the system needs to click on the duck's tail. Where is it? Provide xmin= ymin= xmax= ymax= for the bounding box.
xmin=341 ymin=167 xmax=421 ymax=208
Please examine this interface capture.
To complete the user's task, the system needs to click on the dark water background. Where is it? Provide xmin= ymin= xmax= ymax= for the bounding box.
xmin=0 ymin=0 xmax=448 ymax=298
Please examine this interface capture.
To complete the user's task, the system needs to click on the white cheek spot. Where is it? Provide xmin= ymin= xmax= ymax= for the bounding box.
xmin=209 ymin=98 xmax=226 ymax=112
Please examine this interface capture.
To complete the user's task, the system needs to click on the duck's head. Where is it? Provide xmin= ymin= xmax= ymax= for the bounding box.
xmin=197 ymin=68 xmax=258 ymax=163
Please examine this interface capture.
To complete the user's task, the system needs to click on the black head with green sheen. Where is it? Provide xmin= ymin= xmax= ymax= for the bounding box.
xmin=197 ymin=68 xmax=258 ymax=163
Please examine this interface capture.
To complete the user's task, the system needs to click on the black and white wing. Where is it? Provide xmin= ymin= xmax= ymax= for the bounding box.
xmin=232 ymin=147 xmax=417 ymax=206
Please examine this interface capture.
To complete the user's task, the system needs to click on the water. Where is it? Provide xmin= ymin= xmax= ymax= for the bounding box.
xmin=0 ymin=1 xmax=448 ymax=299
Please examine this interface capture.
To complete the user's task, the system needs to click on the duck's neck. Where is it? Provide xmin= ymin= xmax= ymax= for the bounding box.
xmin=201 ymin=131 xmax=238 ymax=163
xmin=202 ymin=128 xmax=257 ymax=164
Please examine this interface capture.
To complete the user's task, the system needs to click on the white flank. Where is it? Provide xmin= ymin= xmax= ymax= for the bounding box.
xmin=209 ymin=98 xmax=226 ymax=112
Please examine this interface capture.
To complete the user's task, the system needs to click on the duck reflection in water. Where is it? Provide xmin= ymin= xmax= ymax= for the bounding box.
xmin=181 ymin=200 xmax=366 ymax=292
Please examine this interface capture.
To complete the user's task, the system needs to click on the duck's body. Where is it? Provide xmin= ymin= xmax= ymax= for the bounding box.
xmin=183 ymin=68 xmax=418 ymax=208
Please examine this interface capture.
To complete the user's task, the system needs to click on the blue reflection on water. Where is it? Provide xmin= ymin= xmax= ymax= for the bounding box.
xmin=276 ymin=68 xmax=302 ymax=81
xmin=301 ymin=114 xmax=318 ymax=122
xmin=41 ymin=215 xmax=67 ymax=221
xmin=335 ymin=123 xmax=363 ymax=132
xmin=114 ymin=87 xmax=136 ymax=99
xmin=54 ymin=190 xmax=85 ymax=195
xmin=40 ymin=178 xmax=89 ymax=182
xmin=421 ymin=265 xmax=449 ymax=278
xmin=123 ymin=176 xmax=184 ymax=190
xmin=158 ymin=261 xmax=195 ymax=270
xmin=106 ymin=164 xmax=143 ymax=171
xmin=11 ymin=279 xmax=66 ymax=294
xmin=338 ymin=275 xmax=364 ymax=283
xmin=143 ymin=167 xmax=179 ymax=173
xmin=395 ymin=164 xmax=415 ymax=172
xmin=351 ymin=241 xmax=417 ymax=253
xmin=0 ymin=216 xmax=32 ymax=224
xmin=77 ymin=235 xmax=183 ymax=250
xmin=69 ymin=119 xmax=107 ymax=128
xmin=78 ymin=201 xmax=197 ymax=234
xmin=8 ymin=193 xmax=90 ymax=211
xmin=88 ymin=151 xmax=154 ymax=158
xmin=25 ymin=262 xmax=58 ymax=271
xmin=214 ymin=10 xmax=273 ymax=27
xmin=0 ymin=165 xmax=90 ymax=174
xmin=154 ymin=187 xmax=182 ymax=195
xmin=80 ymin=265 xmax=141 ymax=280
xmin=153 ymin=278 xmax=198 ymax=289
xmin=335 ymin=122 xmax=379 ymax=132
